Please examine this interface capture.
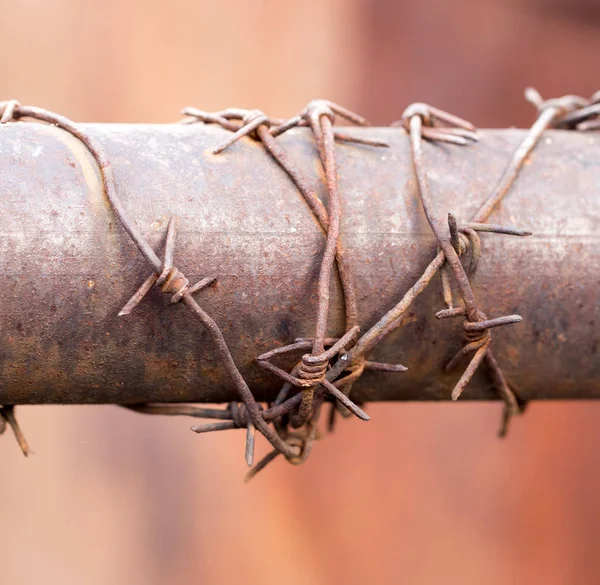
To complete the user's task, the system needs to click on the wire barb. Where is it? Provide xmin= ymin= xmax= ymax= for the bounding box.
xmin=117 ymin=216 xmax=215 ymax=316
xmin=0 ymin=406 xmax=30 ymax=456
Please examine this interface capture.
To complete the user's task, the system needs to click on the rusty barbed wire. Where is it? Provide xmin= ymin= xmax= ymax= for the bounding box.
xmin=0 ymin=100 xmax=309 ymax=467
xmin=400 ymin=102 xmax=526 ymax=432
xmin=178 ymin=107 xmax=366 ymax=467
xmin=177 ymin=103 xmax=414 ymax=477
xmin=177 ymin=104 xmax=372 ymax=474
xmin=179 ymin=104 xmax=379 ymax=339
xmin=131 ymin=89 xmax=598 ymax=474
xmin=177 ymin=99 xmax=522 ymax=461
xmin=388 ymin=89 xmax=598 ymax=434
xmin=1 ymin=88 xmax=596 ymax=475
xmin=261 ymin=101 xmax=405 ymax=419
xmin=253 ymin=101 xmax=372 ymax=429
xmin=181 ymin=105 xmax=396 ymax=421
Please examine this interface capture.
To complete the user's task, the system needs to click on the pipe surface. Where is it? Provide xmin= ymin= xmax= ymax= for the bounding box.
xmin=0 ymin=122 xmax=598 ymax=404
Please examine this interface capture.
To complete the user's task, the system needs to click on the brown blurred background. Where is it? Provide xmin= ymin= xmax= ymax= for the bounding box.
xmin=1 ymin=1 xmax=600 ymax=583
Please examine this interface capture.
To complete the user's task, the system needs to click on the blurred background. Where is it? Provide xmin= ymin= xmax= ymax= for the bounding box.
xmin=1 ymin=0 xmax=600 ymax=583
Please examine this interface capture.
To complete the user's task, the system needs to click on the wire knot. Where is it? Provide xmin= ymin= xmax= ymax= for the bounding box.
xmin=525 ymin=87 xmax=600 ymax=130
xmin=463 ymin=309 xmax=491 ymax=344
xmin=399 ymin=102 xmax=479 ymax=145
xmin=242 ymin=108 xmax=270 ymax=128
xmin=305 ymin=99 xmax=336 ymax=126
xmin=270 ymin=99 xmax=370 ymax=139
xmin=401 ymin=102 xmax=435 ymax=128
xmin=119 ymin=216 xmax=216 ymax=316
xmin=297 ymin=353 xmax=329 ymax=385
xmin=156 ymin=265 xmax=190 ymax=304
xmin=524 ymin=87 xmax=588 ymax=118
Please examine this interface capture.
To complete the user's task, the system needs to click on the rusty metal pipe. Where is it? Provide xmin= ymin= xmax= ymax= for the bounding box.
xmin=0 ymin=123 xmax=598 ymax=404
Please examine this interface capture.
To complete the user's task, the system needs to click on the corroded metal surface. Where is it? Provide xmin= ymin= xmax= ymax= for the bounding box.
xmin=0 ymin=122 xmax=598 ymax=404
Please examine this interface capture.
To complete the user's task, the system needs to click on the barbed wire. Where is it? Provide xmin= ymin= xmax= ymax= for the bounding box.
xmin=0 ymin=88 xmax=597 ymax=477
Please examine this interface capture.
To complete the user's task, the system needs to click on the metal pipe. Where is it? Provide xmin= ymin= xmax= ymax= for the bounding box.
xmin=0 ymin=122 xmax=598 ymax=404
